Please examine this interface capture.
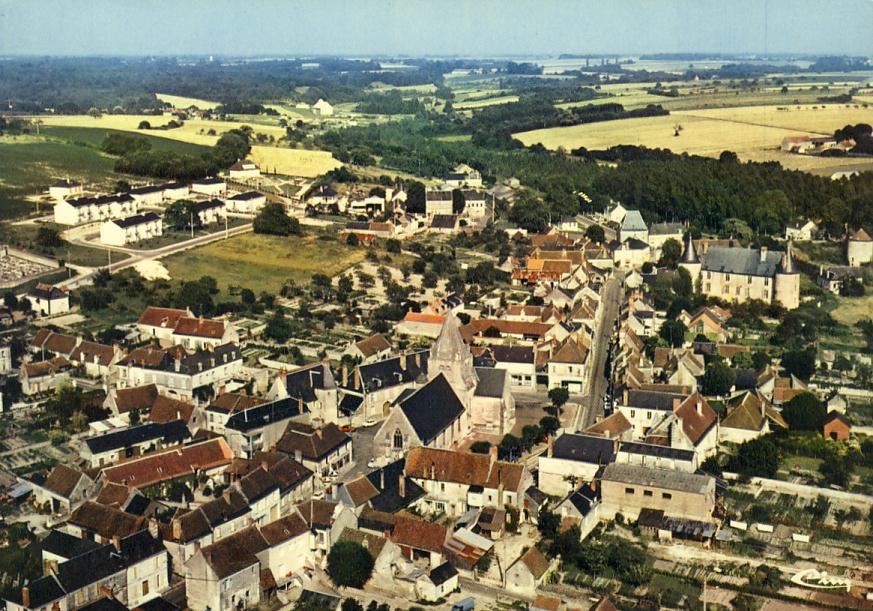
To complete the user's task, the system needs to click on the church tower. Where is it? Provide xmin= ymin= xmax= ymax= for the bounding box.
xmin=775 ymin=242 xmax=800 ymax=310
xmin=678 ymin=232 xmax=701 ymax=282
xmin=428 ymin=313 xmax=478 ymax=400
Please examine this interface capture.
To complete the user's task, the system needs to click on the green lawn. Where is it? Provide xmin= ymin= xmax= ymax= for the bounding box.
xmin=162 ymin=232 xmax=367 ymax=294
xmin=40 ymin=125 xmax=211 ymax=155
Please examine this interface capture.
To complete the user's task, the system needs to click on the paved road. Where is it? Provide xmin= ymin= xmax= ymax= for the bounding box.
xmin=58 ymin=223 xmax=252 ymax=289
xmin=574 ymin=270 xmax=624 ymax=431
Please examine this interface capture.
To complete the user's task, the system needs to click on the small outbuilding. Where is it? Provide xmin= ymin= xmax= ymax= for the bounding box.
xmin=823 ymin=411 xmax=851 ymax=441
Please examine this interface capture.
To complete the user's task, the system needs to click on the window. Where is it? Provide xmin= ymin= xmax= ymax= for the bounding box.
xmin=630 ymin=409 xmax=636 ymax=418
xmin=725 ymin=274 xmax=730 ymax=281
xmin=393 ymin=429 xmax=403 ymax=449
xmin=625 ymin=487 xmax=635 ymax=495
xmin=643 ymin=490 xmax=653 ymax=497
xmin=142 ymin=580 xmax=149 ymax=597
xmin=662 ymin=492 xmax=672 ymax=500
xmin=441 ymin=483 xmax=445 ymax=493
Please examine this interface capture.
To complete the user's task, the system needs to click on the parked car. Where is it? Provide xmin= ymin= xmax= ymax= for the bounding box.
xmin=362 ymin=418 xmax=378 ymax=427
xmin=340 ymin=424 xmax=357 ymax=433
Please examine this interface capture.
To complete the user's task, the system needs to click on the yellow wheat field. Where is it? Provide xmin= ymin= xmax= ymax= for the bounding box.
xmin=515 ymin=104 xmax=873 ymax=175
xmin=28 ymin=114 xmax=340 ymax=177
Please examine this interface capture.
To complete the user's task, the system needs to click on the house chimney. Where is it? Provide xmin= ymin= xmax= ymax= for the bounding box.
xmin=148 ymin=518 xmax=159 ymax=539
xmin=342 ymin=365 xmax=348 ymax=387
xmin=760 ymin=245 xmax=768 ymax=263
xmin=672 ymin=398 xmax=681 ymax=412
xmin=398 ymin=473 xmax=406 ymax=498
xmin=489 ymin=445 xmax=498 ymax=467
xmin=172 ymin=518 xmax=182 ymax=540
xmin=354 ymin=367 xmax=361 ymax=390
xmin=430 ymin=461 xmax=436 ymax=480
xmin=380 ymin=469 xmax=385 ymax=490
xmin=696 ymin=397 xmax=703 ymax=416
xmin=415 ymin=352 xmax=421 ymax=368
xmin=497 ymin=480 xmax=504 ymax=506
xmin=21 ymin=587 xmax=29 ymax=608
xmin=622 ymin=389 xmax=628 ymax=405
xmin=294 ymin=449 xmax=303 ymax=463
xmin=111 ymin=535 xmax=121 ymax=552
xmin=298 ymin=396 xmax=304 ymax=412
xmin=547 ymin=435 xmax=553 ymax=458
xmin=399 ymin=353 xmax=406 ymax=371
xmin=222 ymin=488 xmax=231 ymax=503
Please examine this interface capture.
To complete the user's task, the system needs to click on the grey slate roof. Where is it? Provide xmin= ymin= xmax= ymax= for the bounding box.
xmin=702 ymin=246 xmax=783 ymax=277
xmin=649 ymin=222 xmax=684 ymax=236
xmin=474 ymin=367 xmax=507 ymax=398
xmin=602 ymin=463 xmax=712 ymax=494
xmin=83 ymin=421 xmax=189 ymax=455
xmin=112 ymin=212 xmax=160 ymax=229
xmin=397 ymin=374 xmax=465 ymax=445
xmin=618 ymin=441 xmax=695 ymax=462
xmin=551 ymin=433 xmax=615 ymax=464
xmin=621 ymin=210 xmax=647 ymax=232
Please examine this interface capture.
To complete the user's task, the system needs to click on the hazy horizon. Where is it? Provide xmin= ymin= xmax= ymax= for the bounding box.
xmin=1 ymin=0 xmax=872 ymax=58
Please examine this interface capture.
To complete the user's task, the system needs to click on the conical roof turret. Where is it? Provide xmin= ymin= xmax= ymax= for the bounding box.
xmin=681 ymin=232 xmax=699 ymax=264
xmin=780 ymin=242 xmax=798 ymax=274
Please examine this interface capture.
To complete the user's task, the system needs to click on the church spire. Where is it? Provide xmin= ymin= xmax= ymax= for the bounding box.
xmin=429 ymin=312 xmax=477 ymax=392
xmin=431 ymin=312 xmax=468 ymax=362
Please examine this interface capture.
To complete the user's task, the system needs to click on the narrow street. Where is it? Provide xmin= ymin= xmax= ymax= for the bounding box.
xmin=574 ymin=270 xmax=624 ymax=431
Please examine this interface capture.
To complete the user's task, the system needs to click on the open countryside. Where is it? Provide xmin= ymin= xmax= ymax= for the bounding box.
xmin=516 ymin=102 xmax=873 ymax=174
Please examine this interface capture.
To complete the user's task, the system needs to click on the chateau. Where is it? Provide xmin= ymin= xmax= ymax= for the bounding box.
xmin=680 ymin=234 xmax=800 ymax=310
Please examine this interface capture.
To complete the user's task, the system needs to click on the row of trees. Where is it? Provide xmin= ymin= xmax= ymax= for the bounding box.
xmin=110 ymin=127 xmax=252 ymax=181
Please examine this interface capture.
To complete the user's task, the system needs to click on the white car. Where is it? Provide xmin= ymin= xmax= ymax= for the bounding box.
xmin=367 ymin=458 xmax=379 ymax=469
xmin=363 ymin=418 xmax=378 ymax=427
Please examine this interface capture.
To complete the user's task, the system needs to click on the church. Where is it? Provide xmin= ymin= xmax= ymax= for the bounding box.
xmin=373 ymin=313 xmax=516 ymax=460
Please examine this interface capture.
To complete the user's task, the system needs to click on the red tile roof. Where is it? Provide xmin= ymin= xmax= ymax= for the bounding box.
xmin=113 ymin=384 xmax=159 ymax=414
xmin=148 ymin=395 xmax=195 ymax=423
xmin=137 ymin=306 xmax=190 ymax=329
xmin=405 ymin=447 xmax=525 ymax=491
xmin=100 ymin=438 xmax=233 ymax=489
xmin=674 ymin=392 xmax=718 ymax=446
xmin=69 ymin=501 xmax=146 ymax=539
xmin=41 ymin=464 xmax=88 ymax=498
xmin=172 ymin=316 xmax=227 ymax=339
xmin=401 ymin=312 xmax=445 ymax=325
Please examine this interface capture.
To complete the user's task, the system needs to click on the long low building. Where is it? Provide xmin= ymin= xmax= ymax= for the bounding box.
xmin=599 ymin=462 xmax=715 ymax=522
xmin=100 ymin=212 xmax=163 ymax=246
xmin=55 ymin=193 xmax=138 ymax=225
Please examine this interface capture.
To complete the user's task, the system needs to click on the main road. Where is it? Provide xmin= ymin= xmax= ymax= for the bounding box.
xmin=574 ymin=270 xmax=624 ymax=431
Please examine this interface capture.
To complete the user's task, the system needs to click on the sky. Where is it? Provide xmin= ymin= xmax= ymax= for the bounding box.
xmin=1 ymin=0 xmax=871 ymax=57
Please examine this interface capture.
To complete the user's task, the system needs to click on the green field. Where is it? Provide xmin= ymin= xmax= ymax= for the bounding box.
xmin=0 ymin=137 xmax=118 ymax=220
xmin=162 ymin=232 xmax=366 ymax=294
xmin=40 ymin=125 xmax=211 ymax=155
